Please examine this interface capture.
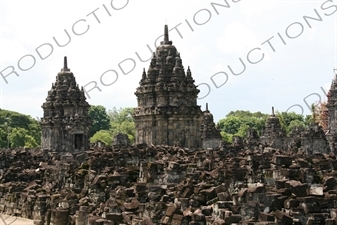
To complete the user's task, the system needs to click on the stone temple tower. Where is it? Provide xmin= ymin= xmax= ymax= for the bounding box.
xmin=327 ymin=72 xmax=337 ymax=134
xmin=200 ymin=103 xmax=222 ymax=149
xmin=326 ymin=70 xmax=337 ymax=149
xmin=40 ymin=57 xmax=91 ymax=151
xmin=134 ymin=25 xmax=202 ymax=148
xmin=260 ymin=107 xmax=286 ymax=149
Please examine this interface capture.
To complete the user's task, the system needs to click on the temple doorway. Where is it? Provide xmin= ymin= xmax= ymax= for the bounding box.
xmin=74 ymin=134 xmax=83 ymax=150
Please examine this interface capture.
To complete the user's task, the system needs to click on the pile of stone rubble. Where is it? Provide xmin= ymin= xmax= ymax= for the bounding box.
xmin=1 ymin=141 xmax=337 ymax=225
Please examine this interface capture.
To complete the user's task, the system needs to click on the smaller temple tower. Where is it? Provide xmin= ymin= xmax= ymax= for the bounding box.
xmin=325 ymin=69 xmax=337 ymax=151
xmin=40 ymin=57 xmax=91 ymax=151
xmin=200 ymin=103 xmax=222 ymax=149
xmin=260 ymin=107 xmax=286 ymax=149
xmin=327 ymin=70 xmax=337 ymax=136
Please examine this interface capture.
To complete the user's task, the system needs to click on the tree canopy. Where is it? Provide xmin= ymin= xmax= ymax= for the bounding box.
xmin=0 ymin=109 xmax=41 ymax=148
xmin=89 ymin=107 xmax=135 ymax=144
xmin=0 ymin=106 xmax=318 ymax=148
xmin=217 ymin=110 xmax=311 ymax=143
xmin=90 ymin=130 xmax=112 ymax=146
xmin=108 ymin=107 xmax=135 ymax=143
xmin=275 ymin=111 xmax=311 ymax=134
xmin=88 ymin=105 xmax=110 ymax=137
xmin=217 ymin=110 xmax=269 ymax=143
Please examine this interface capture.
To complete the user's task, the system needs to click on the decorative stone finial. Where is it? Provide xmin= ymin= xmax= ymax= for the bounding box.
xmin=164 ymin=24 xmax=169 ymax=43
xmin=206 ymin=103 xmax=209 ymax=111
xmin=187 ymin=66 xmax=192 ymax=78
xmin=64 ymin=56 xmax=67 ymax=68
xmin=62 ymin=56 xmax=70 ymax=72
xmin=272 ymin=106 xmax=275 ymax=116
xmin=142 ymin=68 xmax=146 ymax=79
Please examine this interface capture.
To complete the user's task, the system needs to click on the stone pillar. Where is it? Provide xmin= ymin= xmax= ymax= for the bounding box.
xmin=50 ymin=209 xmax=69 ymax=225
xmin=75 ymin=206 xmax=88 ymax=225
xmin=33 ymin=195 xmax=49 ymax=225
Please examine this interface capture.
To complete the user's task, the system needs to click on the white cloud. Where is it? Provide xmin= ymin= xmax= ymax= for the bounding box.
xmin=216 ymin=21 xmax=260 ymax=56
xmin=0 ymin=37 xmax=31 ymax=63
xmin=0 ymin=0 xmax=336 ymax=122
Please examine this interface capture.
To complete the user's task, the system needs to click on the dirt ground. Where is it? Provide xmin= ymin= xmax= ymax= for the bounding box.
xmin=0 ymin=214 xmax=33 ymax=225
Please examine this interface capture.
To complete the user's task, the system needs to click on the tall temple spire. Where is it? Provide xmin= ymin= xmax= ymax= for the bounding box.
xmin=142 ymin=68 xmax=146 ymax=80
xmin=64 ymin=56 xmax=67 ymax=68
xmin=62 ymin=56 xmax=70 ymax=72
xmin=164 ymin=24 xmax=169 ymax=43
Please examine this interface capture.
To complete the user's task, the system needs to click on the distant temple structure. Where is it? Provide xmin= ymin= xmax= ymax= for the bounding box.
xmin=200 ymin=103 xmax=222 ymax=149
xmin=36 ymin=26 xmax=336 ymax=153
xmin=260 ymin=107 xmax=286 ymax=149
xmin=134 ymin=25 xmax=221 ymax=148
xmin=326 ymin=70 xmax=337 ymax=151
xmin=258 ymin=106 xmax=330 ymax=155
xmin=36 ymin=28 xmax=336 ymax=153
xmin=327 ymin=73 xmax=337 ymax=133
xmin=40 ymin=57 xmax=91 ymax=151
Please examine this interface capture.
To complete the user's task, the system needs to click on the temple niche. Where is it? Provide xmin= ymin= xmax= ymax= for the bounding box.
xmin=134 ymin=25 xmax=221 ymax=148
xmin=40 ymin=57 xmax=91 ymax=151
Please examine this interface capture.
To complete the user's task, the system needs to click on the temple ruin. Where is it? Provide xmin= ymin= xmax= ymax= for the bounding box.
xmin=40 ymin=57 xmax=91 ymax=151
xmin=200 ymin=103 xmax=222 ymax=149
xmin=249 ymin=104 xmax=332 ymax=156
xmin=134 ymin=25 xmax=221 ymax=149
xmin=326 ymin=72 xmax=337 ymax=151
xmin=2 ymin=25 xmax=337 ymax=225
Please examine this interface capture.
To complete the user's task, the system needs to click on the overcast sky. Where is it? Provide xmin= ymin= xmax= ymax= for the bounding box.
xmin=1 ymin=0 xmax=336 ymax=122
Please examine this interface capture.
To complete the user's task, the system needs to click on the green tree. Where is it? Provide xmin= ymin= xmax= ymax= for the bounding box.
xmin=217 ymin=109 xmax=310 ymax=139
xmin=119 ymin=120 xmax=135 ymax=143
xmin=28 ymin=123 xmax=41 ymax=145
xmin=0 ymin=109 xmax=41 ymax=148
xmin=217 ymin=110 xmax=268 ymax=138
xmin=90 ymin=130 xmax=113 ymax=145
xmin=109 ymin=107 xmax=134 ymax=123
xmin=279 ymin=111 xmax=305 ymax=127
xmin=304 ymin=114 xmax=313 ymax=126
xmin=88 ymin=105 xmax=111 ymax=137
xmin=24 ymin=135 xmax=38 ymax=148
xmin=235 ymin=124 xmax=250 ymax=137
xmin=8 ymin=127 xmax=27 ymax=148
xmin=220 ymin=131 xmax=233 ymax=143
xmin=276 ymin=111 xmax=308 ymax=134
xmin=0 ymin=128 xmax=8 ymax=148
xmin=217 ymin=116 xmax=242 ymax=134
xmin=220 ymin=131 xmax=232 ymax=143
xmin=287 ymin=120 xmax=306 ymax=134
xmin=108 ymin=107 xmax=135 ymax=143
xmin=226 ymin=110 xmax=268 ymax=119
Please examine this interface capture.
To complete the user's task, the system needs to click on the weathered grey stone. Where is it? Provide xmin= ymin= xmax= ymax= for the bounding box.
xmin=133 ymin=25 xmax=220 ymax=149
xmin=40 ymin=57 xmax=91 ymax=152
